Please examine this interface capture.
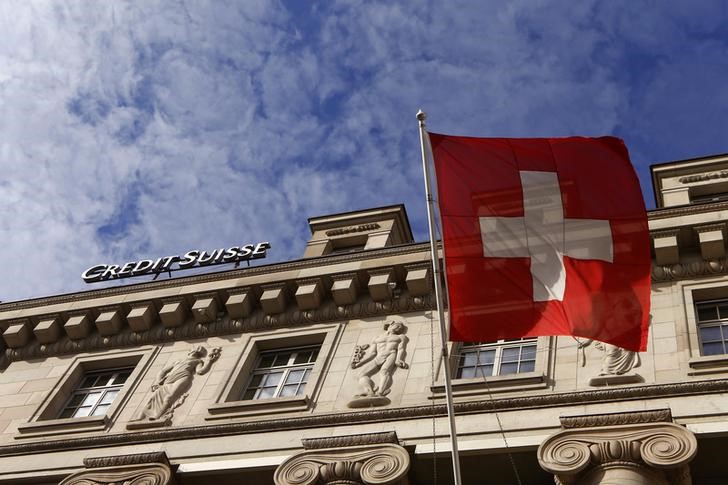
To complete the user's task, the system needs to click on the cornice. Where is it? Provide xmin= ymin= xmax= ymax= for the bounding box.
xmin=2 ymin=378 xmax=727 ymax=457
xmin=651 ymin=258 xmax=728 ymax=282
xmin=3 ymin=295 xmax=436 ymax=362
xmin=648 ymin=200 xmax=728 ymax=220
xmin=0 ymin=242 xmax=434 ymax=312
xmin=560 ymin=409 xmax=672 ymax=429
xmin=302 ymin=432 xmax=399 ymax=450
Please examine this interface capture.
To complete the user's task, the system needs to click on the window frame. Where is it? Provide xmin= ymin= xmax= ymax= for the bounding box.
xmin=682 ymin=281 xmax=728 ymax=375
xmin=17 ymin=347 xmax=158 ymax=438
xmin=57 ymin=367 xmax=135 ymax=419
xmin=207 ymin=323 xmax=342 ymax=420
xmin=694 ymin=299 xmax=728 ymax=356
xmin=456 ymin=338 xmax=539 ymax=379
xmin=241 ymin=345 xmax=320 ymax=401
xmin=431 ymin=336 xmax=551 ymax=398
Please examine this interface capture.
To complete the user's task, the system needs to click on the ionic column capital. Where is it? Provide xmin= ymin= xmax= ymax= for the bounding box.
xmin=274 ymin=443 xmax=410 ymax=485
xmin=538 ymin=421 xmax=697 ymax=484
xmin=59 ymin=462 xmax=175 ymax=485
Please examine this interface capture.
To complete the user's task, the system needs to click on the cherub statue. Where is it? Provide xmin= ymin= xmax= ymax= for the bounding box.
xmin=351 ymin=320 xmax=409 ymax=397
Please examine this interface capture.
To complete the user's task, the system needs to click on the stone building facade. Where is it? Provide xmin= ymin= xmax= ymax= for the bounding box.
xmin=0 ymin=157 xmax=727 ymax=484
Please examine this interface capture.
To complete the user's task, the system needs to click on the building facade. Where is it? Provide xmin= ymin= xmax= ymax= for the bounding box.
xmin=0 ymin=157 xmax=727 ymax=484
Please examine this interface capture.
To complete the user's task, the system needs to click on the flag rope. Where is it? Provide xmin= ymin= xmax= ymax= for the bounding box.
xmin=432 ymin=197 xmax=524 ymax=485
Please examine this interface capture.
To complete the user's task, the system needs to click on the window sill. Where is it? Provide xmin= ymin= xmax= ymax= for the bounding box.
xmin=206 ymin=395 xmax=310 ymax=420
xmin=688 ymin=354 xmax=728 ymax=375
xmin=430 ymin=371 xmax=547 ymax=398
xmin=16 ymin=414 xmax=107 ymax=439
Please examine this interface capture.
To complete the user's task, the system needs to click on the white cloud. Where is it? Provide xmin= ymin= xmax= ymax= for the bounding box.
xmin=1 ymin=0 xmax=728 ymax=301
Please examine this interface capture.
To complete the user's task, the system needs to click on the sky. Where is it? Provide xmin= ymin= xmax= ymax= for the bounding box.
xmin=1 ymin=0 xmax=728 ymax=302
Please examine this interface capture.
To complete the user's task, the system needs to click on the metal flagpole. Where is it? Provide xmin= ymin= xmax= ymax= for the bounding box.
xmin=417 ymin=109 xmax=463 ymax=485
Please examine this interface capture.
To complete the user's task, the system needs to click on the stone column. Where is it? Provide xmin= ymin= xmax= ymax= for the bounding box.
xmin=538 ymin=409 xmax=697 ymax=485
xmin=59 ymin=451 xmax=176 ymax=485
xmin=274 ymin=431 xmax=410 ymax=485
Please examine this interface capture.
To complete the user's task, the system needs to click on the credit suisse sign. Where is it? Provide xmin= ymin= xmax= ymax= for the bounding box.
xmin=82 ymin=242 xmax=270 ymax=283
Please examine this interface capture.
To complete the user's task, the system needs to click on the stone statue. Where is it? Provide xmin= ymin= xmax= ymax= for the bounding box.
xmin=129 ymin=345 xmax=221 ymax=426
xmin=578 ymin=339 xmax=640 ymax=376
xmin=347 ymin=321 xmax=408 ymax=408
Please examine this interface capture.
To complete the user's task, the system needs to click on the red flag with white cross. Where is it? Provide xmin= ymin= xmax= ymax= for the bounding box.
xmin=430 ymin=134 xmax=650 ymax=351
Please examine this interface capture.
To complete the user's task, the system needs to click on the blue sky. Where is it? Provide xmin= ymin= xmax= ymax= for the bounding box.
xmin=1 ymin=1 xmax=728 ymax=301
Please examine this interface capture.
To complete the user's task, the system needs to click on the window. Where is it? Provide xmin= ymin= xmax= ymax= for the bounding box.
xmin=18 ymin=347 xmax=156 ymax=437
xmin=695 ymin=300 xmax=728 ymax=355
xmin=457 ymin=338 xmax=538 ymax=378
xmin=207 ymin=325 xmax=341 ymax=419
xmin=242 ymin=346 xmax=320 ymax=400
xmin=58 ymin=367 xmax=134 ymax=418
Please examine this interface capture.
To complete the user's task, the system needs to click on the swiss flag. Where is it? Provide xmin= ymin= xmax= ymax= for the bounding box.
xmin=430 ymin=134 xmax=651 ymax=351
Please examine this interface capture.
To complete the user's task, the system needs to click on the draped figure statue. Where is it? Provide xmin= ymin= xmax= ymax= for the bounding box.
xmin=578 ymin=339 xmax=640 ymax=376
xmin=130 ymin=345 xmax=221 ymax=425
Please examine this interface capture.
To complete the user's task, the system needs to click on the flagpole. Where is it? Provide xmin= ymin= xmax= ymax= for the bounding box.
xmin=417 ymin=109 xmax=463 ymax=485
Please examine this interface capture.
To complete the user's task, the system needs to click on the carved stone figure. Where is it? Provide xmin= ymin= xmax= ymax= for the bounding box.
xmin=578 ymin=339 xmax=640 ymax=375
xmin=129 ymin=346 xmax=220 ymax=427
xmin=347 ymin=321 xmax=408 ymax=408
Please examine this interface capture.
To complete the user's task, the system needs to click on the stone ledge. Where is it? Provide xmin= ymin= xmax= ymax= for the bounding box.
xmin=2 ymin=378 xmax=727 ymax=457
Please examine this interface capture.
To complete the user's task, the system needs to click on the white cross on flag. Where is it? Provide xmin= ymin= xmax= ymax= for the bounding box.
xmin=431 ymin=135 xmax=650 ymax=351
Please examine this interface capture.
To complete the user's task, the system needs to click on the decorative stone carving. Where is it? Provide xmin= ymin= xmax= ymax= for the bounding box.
xmin=60 ymin=463 xmax=174 ymax=485
xmin=578 ymin=339 xmax=642 ymax=386
xmin=128 ymin=345 xmax=221 ymax=428
xmin=348 ymin=321 xmax=408 ymax=408
xmin=61 ymin=452 xmax=175 ymax=485
xmin=1 ymin=375 xmax=726 ymax=458
xmin=538 ymin=411 xmax=697 ymax=485
xmin=274 ymin=443 xmax=410 ymax=485
xmin=0 ymin=291 xmax=435 ymax=363
xmin=652 ymin=258 xmax=728 ymax=282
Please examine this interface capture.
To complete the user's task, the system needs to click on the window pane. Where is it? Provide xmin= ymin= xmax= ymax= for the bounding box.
xmin=475 ymin=365 xmax=493 ymax=377
xmin=59 ymin=407 xmax=76 ymax=419
xmin=522 ymin=346 xmax=537 ymax=360
xmin=302 ymin=369 xmax=311 ymax=382
xmin=279 ymin=384 xmax=299 ymax=397
xmin=459 ymin=367 xmax=476 ymax=379
xmin=242 ymin=389 xmax=257 ymax=400
xmin=74 ymin=406 xmax=92 ymax=418
xmin=80 ymin=375 xmax=98 ymax=389
xmin=248 ymin=374 xmax=263 ymax=388
xmin=286 ymin=369 xmax=305 ymax=384
xmin=81 ymin=392 xmax=102 ymax=407
xmin=259 ymin=354 xmax=275 ymax=368
xmin=700 ymin=325 xmax=722 ymax=342
xmin=520 ymin=360 xmax=536 ymax=373
xmin=718 ymin=304 xmax=728 ymax=319
xmin=67 ymin=393 xmax=86 ymax=407
xmin=293 ymin=351 xmax=312 ymax=365
xmin=501 ymin=347 xmax=520 ymax=362
xmin=702 ymin=341 xmax=725 ymax=356
xmin=273 ymin=353 xmax=292 ymax=367
xmin=500 ymin=362 xmax=519 ymax=375
xmin=114 ymin=370 xmax=132 ymax=385
xmin=258 ymin=387 xmax=276 ymax=399
xmin=477 ymin=350 xmax=495 ymax=365
xmin=99 ymin=390 xmax=119 ymax=405
xmin=698 ymin=305 xmax=719 ymax=322
xmin=92 ymin=404 xmax=110 ymax=416
xmin=462 ymin=352 xmax=478 ymax=367
xmin=262 ymin=372 xmax=282 ymax=387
